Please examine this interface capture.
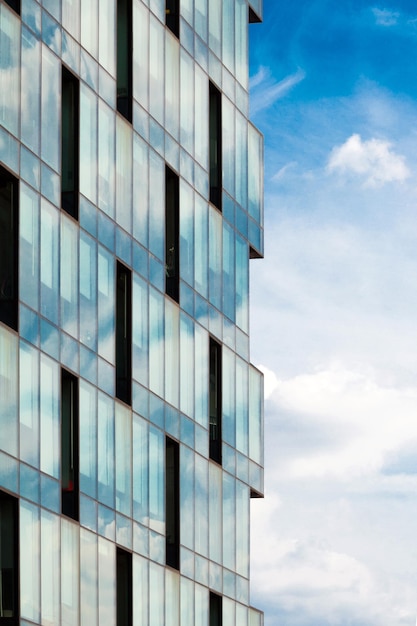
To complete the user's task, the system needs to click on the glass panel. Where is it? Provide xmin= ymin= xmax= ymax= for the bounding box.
xmin=248 ymin=124 xmax=263 ymax=223
xmin=223 ymin=221 xmax=235 ymax=322
xmin=61 ymin=215 xmax=79 ymax=338
xmin=236 ymin=481 xmax=249 ymax=577
xmin=165 ymin=299 xmax=179 ymax=407
xmin=195 ymin=0 xmax=207 ymax=42
xmin=149 ymin=16 xmax=164 ymax=124
xmin=132 ymin=1 xmax=149 ymax=109
xmin=180 ymin=49 xmax=193 ymax=156
xmin=80 ymin=380 xmax=97 ymax=498
xmin=194 ymin=196 xmax=208 ymax=299
xmin=99 ymin=0 xmax=115 ymax=75
xmin=133 ymin=415 xmax=148 ymax=524
xmin=195 ymin=66 xmax=208 ymax=169
xmin=80 ymin=83 xmax=98 ymax=205
xmin=0 ymin=7 xmax=20 ymax=137
xmin=194 ymin=455 xmax=208 ymax=557
xmin=41 ymin=45 xmax=60 ymax=171
xmin=180 ymin=577 xmax=194 ymax=624
xmin=194 ymin=324 xmax=208 ymax=428
xmin=222 ymin=97 xmax=235 ymax=199
xmin=80 ymin=528 xmax=98 ymax=626
xmin=21 ymin=27 xmax=40 ymax=153
xmin=149 ymin=563 xmax=164 ymax=626
xmin=235 ymin=235 xmax=249 ymax=333
xmin=98 ymin=537 xmax=116 ymax=626
xmin=222 ymin=346 xmax=235 ymax=447
xmin=116 ymin=116 xmax=132 ymax=232
xmin=115 ymin=402 xmax=132 ymax=516
xmin=81 ymin=0 xmax=98 ymax=56
xmin=149 ymin=425 xmax=164 ymax=534
xmin=0 ymin=327 xmax=18 ymax=456
xmin=236 ymin=110 xmax=248 ymax=209
xmin=97 ymin=391 xmax=115 ymax=507
xmin=165 ymin=569 xmax=180 ymax=626
xmin=19 ymin=341 xmax=40 ymax=468
xmin=235 ymin=0 xmax=248 ymax=88
xmin=180 ymin=313 xmax=194 ymax=417
xmin=40 ymin=354 xmax=59 ymax=478
xmin=208 ymin=207 xmax=222 ymax=310
xmin=133 ymin=135 xmax=149 ymax=248
xmin=223 ymin=473 xmax=235 ymax=571
xmin=61 ymin=519 xmax=79 ymax=626
xmin=19 ymin=183 xmax=39 ymax=311
xmin=132 ymin=274 xmax=148 ymax=387
xmin=180 ymin=445 xmax=194 ymax=550
xmin=195 ymin=584 xmax=208 ymax=626
xmin=209 ymin=462 xmax=222 ymax=564
xmin=98 ymin=100 xmax=115 ymax=218
xmin=249 ymin=366 xmax=263 ymax=465
xmin=236 ymin=356 xmax=248 ymax=455
xmin=149 ymin=150 xmax=164 ymax=261
xmin=41 ymin=510 xmax=60 ymax=626
xmin=149 ymin=287 xmax=164 ymax=397
xmin=179 ymin=180 xmax=193 ymax=288
xmin=98 ymin=245 xmax=115 ymax=364
xmin=208 ymin=0 xmax=221 ymax=57
xmin=222 ymin=0 xmax=234 ymax=74
xmin=79 ymin=232 xmax=97 ymax=351
xmin=62 ymin=0 xmax=80 ymax=39
xmin=40 ymin=199 xmax=59 ymax=325
xmin=165 ymin=33 xmax=179 ymax=140
xmin=20 ymin=501 xmax=40 ymax=622
xmin=133 ymin=555 xmax=149 ymax=626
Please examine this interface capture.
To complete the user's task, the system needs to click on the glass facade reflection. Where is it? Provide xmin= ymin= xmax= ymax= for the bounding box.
xmin=0 ymin=0 xmax=264 ymax=623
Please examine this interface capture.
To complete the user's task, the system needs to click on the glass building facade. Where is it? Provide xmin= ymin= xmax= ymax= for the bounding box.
xmin=0 ymin=0 xmax=264 ymax=623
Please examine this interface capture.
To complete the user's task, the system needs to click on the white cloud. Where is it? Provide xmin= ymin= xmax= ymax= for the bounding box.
xmin=327 ymin=134 xmax=410 ymax=186
xmin=250 ymin=68 xmax=306 ymax=115
xmin=372 ymin=7 xmax=400 ymax=26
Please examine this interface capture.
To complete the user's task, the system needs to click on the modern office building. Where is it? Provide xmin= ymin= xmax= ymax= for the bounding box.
xmin=0 ymin=0 xmax=264 ymax=624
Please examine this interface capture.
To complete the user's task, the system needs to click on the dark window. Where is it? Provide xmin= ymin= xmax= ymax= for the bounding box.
xmin=165 ymin=0 xmax=179 ymax=38
xmin=0 ymin=165 xmax=18 ymax=332
xmin=117 ymin=0 xmax=133 ymax=122
xmin=116 ymin=548 xmax=132 ymax=626
xmin=209 ymin=82 xmax=222 ymax=211
xmin=61 ymin=67 xmax=79 ymax=219
xmin=165 ymin=166 xmax=179 ymax=303
xmin=4 ymin=0 xmax=20 ymax=15
xmin=116 ymin=261 xmax=132 ymax=405
xmin=0 ymin=491 xmax=18 ymax=625
xmin=209 ymin=338 xmax=222 ymax=464
xmin=61 ymin=369 xmax=79 ymax=521
xmin=165 ymin=436 xmax=179 ymax=570
xmin=210 ymin=592 xmax=222 ymax=626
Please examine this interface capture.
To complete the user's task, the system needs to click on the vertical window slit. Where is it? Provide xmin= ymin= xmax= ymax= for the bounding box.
xmin=117 ymin=0 xmax=133 ymax=122
xmin=0 ymin=491 xmax=18 ymax=623
xmin=0 ymin=165 xmax=18 ymax=331
xmin=116 ymin=261 xmax=132 ymax=405
xmin=165 ymin=165 xmax=180 ymax=303
xmin=166 ymin=0 xmax=180 ymax=38
xmin=61 ymin=66 xmax=79 ymax=220
xmin=116 ymin=547 xmax=132 ymax=626
xmin=209 ymin=337 xmax=222 ymax=464
xmin=209 ymin=82 xmax=222 ymax=211
xmin=210 ymin=591 xmax=222 ymax=626
xmin=165 ymin=436 xmax=180 ymax=570
xmin=61 ymin=369 xmax=79 ymax=521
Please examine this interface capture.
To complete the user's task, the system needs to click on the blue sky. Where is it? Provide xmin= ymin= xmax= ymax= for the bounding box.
xmin=248 ymin=1 xmax=417 ymax=625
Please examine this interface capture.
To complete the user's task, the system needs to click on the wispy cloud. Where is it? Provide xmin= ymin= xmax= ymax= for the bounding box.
xmin=250 ymin=68 xmax=306 ymax=115
xmin=327 ymin=134 xmax=410 ymax=186
xmin=372 ymin=7 xmax=400 ymax=26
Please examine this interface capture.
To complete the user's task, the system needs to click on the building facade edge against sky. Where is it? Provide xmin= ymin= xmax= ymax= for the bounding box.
xmin=0 ymin=0 xmax=265 ymax=625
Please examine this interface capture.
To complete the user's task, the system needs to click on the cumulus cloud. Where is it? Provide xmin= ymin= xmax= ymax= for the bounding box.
xmin=250 ymin=68 xmax=306 ymax=115
xmin=372 ymin=7 xmax=400 ymax=26
xmin=327 ymin=134 xmax=410 ymax=186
